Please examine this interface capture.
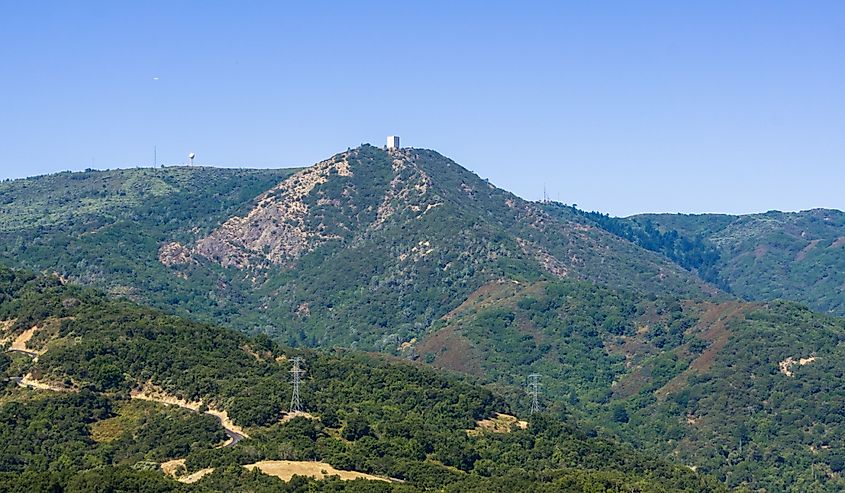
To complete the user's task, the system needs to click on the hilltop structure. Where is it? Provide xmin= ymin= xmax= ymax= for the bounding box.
xmin=386 ymin=135 xmax=400 ymax=149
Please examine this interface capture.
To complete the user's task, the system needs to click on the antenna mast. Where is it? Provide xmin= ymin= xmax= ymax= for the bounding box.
xmin=289 ymin=356 xmax=306 ymax=413
xmin=528 ymin=373 xmax=541 ymax=414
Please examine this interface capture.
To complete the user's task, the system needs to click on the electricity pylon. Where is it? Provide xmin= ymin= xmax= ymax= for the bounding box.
xmin=528 ymin=373 xmax=541 ymax=414
xmin=289 ymin=357 xmax=305 ymax=413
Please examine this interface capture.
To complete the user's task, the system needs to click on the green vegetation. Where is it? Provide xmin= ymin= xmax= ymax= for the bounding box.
xmin=0 ymin=165 xmax=295 ymax=324
xmin=421 ymin=277 xmax=845 ymax=491
xmin=2 ymin=147 xmax=843 ymax=492
xmin=637 ymin=209 xmax=845 ymax=315
xmin=0 ymin=266 xmax=723 ymax=491
xmin=0 ymin=147 xmax=714 ymax=351
xmin=543 ymin=203 xmax=727 ymax=289
xmin=554 ymin=207 xmax=845 ymax=316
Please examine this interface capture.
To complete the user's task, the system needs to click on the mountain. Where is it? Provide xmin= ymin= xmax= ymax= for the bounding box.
xmin=636 ymin=210 xmax=845 ymax=315
xmin=543 ymin=205 xmax=845 ymax=316
xmin=416 ymin=276 xmax=845 ymax=491
xmin=0 ymin=165 xmax=295 ymax=319
xmin=0 ymin=266 xmax=725 ymax=492
xmin=0 ymin=146 xmax=717 ymax=349
xmin=4 ymin=145 xmax=845 ymax=491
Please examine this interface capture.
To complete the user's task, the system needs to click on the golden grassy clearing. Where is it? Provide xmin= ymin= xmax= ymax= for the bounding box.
xmin=178 ymin=468 xmax=214 ymax=484
xmin=244 ymin=460 xmax=389 ymax=482
xmin=160 ymin=458 xmax=187 ymax=477
xmin=161 ymin=460 xmax=390 ymax=485
xmin=467 ymin=413 xmax=528 ymax=436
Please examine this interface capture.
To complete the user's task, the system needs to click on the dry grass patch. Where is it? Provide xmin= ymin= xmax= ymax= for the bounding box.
xmin=245 ymin=460 xmax=389 ymax=482
xmin=281 ymin=411 xmax=319 ymax=423
xmin=467 ymin=413 xmax=527 ymax=436
xmin=178 ymin=468 xmax=214 ymax=484
xmin=160 ymin=458 xmax=187 ymax=478
xmin=161 ymin=458 xmax=212 ymax=484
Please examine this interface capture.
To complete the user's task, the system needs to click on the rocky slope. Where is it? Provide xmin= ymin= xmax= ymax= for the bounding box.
xmin=162 ymin=145 xmax=717 ymax=347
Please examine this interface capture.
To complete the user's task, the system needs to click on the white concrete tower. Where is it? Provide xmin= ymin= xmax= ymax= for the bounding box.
xmin=386 ymin=135 xmax=400 ymax=149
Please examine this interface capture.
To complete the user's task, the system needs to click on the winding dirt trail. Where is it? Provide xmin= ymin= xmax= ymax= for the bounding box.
xmin=130 ymin=385 xmax=248 ymax=447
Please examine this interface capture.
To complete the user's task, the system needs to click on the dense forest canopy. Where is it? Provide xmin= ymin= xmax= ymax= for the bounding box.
xmin=0 ymin=266 xmax=725 ymax=492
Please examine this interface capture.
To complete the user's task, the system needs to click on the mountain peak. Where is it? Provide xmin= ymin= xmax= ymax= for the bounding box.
xmin=192 ymin=145 xmax=439 ymax=268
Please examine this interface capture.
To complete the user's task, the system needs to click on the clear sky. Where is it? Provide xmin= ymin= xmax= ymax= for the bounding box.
xmin=1 ymin=1 xmax=842 ymax=216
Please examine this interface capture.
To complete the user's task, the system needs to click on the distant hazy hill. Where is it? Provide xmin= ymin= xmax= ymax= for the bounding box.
xmin=637 ymin=209 xmax=845 ymax=315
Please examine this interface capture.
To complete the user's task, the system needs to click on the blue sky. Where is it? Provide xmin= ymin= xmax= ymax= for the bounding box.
xmin=1 ymin=1 xmax=842 ymax=216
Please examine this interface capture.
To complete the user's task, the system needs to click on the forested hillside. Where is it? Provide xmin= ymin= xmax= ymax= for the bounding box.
xmin=417 ymin=278 xmax=845 ymax=491
xmin=637 ymin=210 xmax=845 ymax=315
xmin=0 ymin=147 xmax=716 ymax=350
xmin=0 ymin=266 xmax=724 ymax=492
xmin=547 ymin=204 xmax=845 ymax=316
xmin=3 ymin=147 xmax=844 ymax=492
xmin=0 ymin=166 xmax=295 ymax=323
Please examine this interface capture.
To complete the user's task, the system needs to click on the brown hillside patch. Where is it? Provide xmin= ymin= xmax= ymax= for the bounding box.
xmin=416 ymin=326 xmax=483 ymax=376
xmin=795 ymin=239 xmax=821 ymax=261
xmin=443 ymin=280 xmax=523 ymax=321
xmin=655 ymin=302 xmax=749 ymax=399
xmin=830 ymin=236 xmax=845 ymax=249
xmin=754 ymin=244 xmax=769 ymax=260
xmin=611 ymin=359 xmax=656 ymax=399
xmin=608 ymin=329 xmax=665 ymax=399
xmin=606 ymin=332 xmax=658 ymax=366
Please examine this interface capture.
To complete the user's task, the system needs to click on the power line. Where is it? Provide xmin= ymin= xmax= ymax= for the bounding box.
xmin=528 ymin=373 xmax=541 ymax=414
xmin=289 ymin=356 xmax=305 ymax=413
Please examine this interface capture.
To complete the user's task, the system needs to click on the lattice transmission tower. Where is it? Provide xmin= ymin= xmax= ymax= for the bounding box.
xmin=289 ymin=357 xmax=306 ymax=413
xmin=528 ymin=373 xmax=542 ymax=414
